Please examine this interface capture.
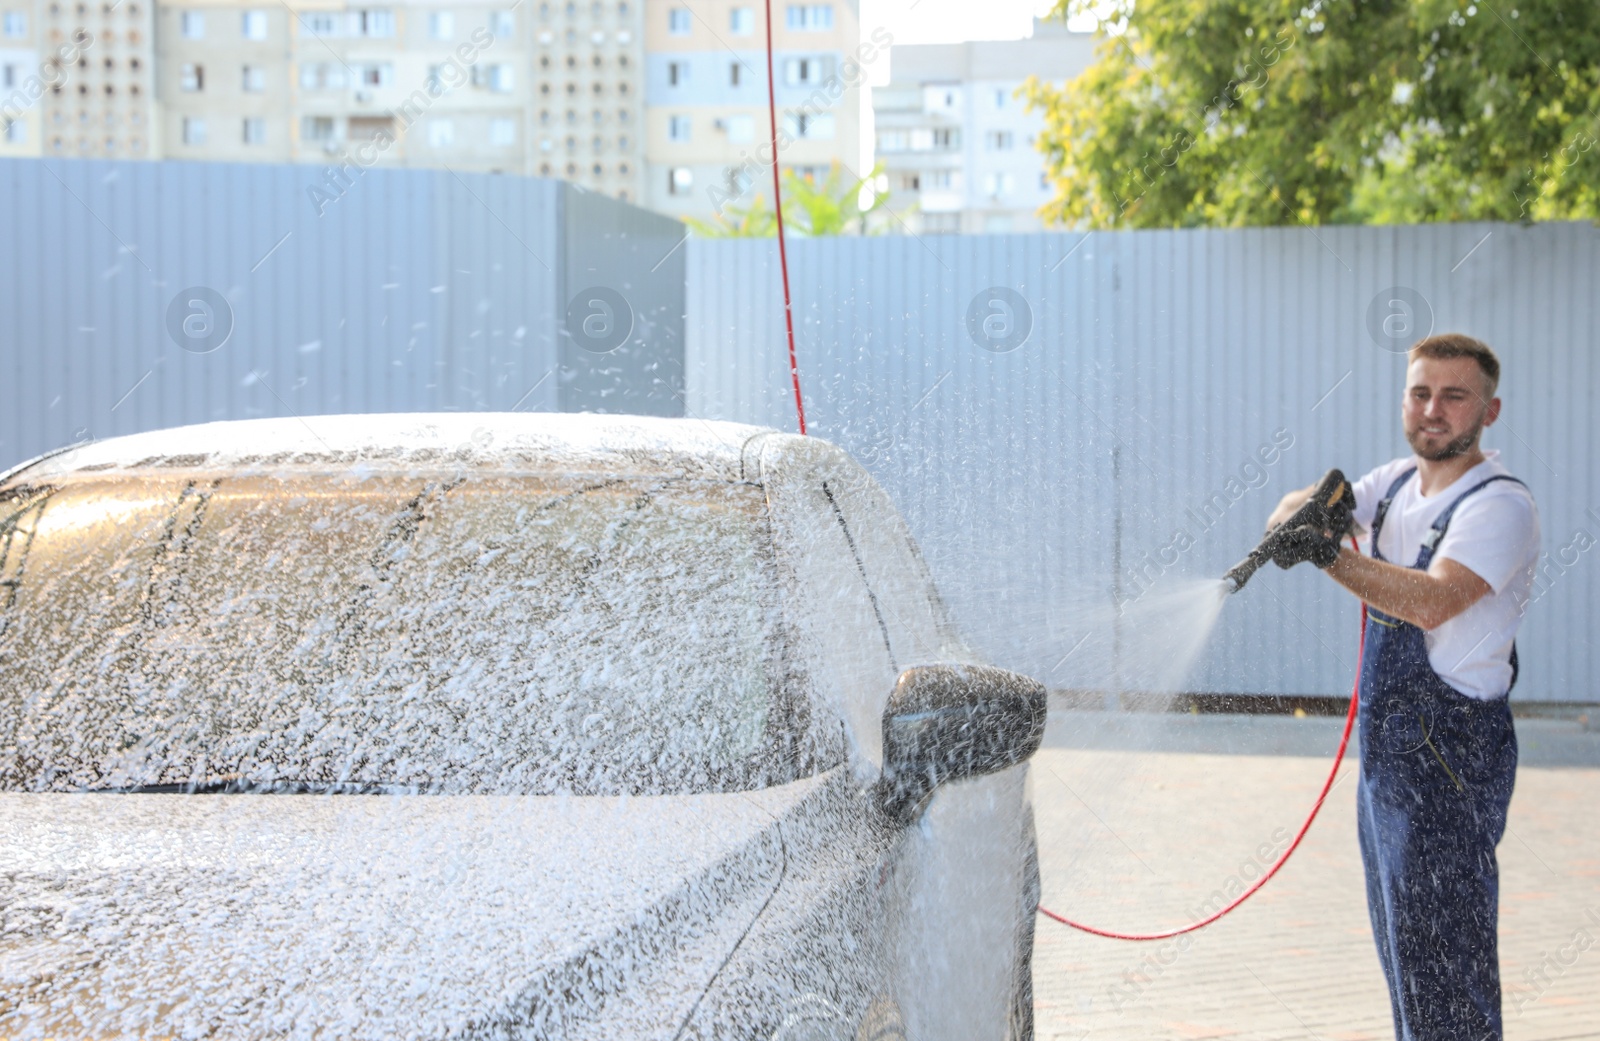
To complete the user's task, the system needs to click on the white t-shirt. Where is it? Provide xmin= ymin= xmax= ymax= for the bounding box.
xmin=1350 ymin=451 xmax=1540 ymax=700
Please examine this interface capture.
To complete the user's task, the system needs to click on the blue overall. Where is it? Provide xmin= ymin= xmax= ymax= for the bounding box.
xmin=1357 ymin=468 xmax=1523 ymax=1041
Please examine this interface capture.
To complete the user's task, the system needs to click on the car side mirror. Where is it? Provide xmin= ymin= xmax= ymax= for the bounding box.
xmin=877 ymin=663 xmax=1047 ymax=824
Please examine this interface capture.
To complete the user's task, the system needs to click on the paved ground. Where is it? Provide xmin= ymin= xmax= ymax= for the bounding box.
xmin=1031 ymin=711 xmax=1600 ymax=1041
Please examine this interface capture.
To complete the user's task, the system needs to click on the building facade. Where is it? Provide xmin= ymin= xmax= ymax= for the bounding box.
xmin=4 ymin=0 xmax=870 ymax=218
xmin=872 ymin=18 xmax=1094 ymax=234
xmin=2 ymin=0 xmax=647 ymax=203
xmin=643 ymin=0 xmax=863 ymax=222
xmin=2 ymin=0 xmax=156 ymax=159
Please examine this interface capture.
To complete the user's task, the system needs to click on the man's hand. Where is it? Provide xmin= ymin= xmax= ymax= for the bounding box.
xmin=1270 ymin=525 xmax=1342 ymax=570
xmin=1261 ymin=470 xmax=1354 ymax=571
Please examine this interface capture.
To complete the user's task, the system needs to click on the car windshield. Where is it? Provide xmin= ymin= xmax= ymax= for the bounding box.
xmin=0 ymin=471 xmax=803 ymax=796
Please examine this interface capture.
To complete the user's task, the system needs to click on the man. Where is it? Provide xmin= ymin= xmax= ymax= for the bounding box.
xmin=1266 ymin=333 xmax=1540 ymax=1041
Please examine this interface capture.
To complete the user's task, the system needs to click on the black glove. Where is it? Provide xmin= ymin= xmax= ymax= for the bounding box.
xmin=1270 ymin=524 xmax=1342 ymax=570
xmin=1267 ymin=467 xmax=1354 ymax=570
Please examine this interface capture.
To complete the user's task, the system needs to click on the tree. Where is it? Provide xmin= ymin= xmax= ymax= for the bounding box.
xmin=685 ymin=162 xmax=893 ymax=237
xmin=1024 ymin=0 xmax=1600 ymax=228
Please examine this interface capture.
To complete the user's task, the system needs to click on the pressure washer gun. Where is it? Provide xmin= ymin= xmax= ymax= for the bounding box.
xmin=1223 ymin=468 xmax=1355 ymax=594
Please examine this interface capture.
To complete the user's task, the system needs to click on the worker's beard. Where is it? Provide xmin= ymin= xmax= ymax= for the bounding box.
xmin=1406 ymin=419 xmax=1482 ymax=461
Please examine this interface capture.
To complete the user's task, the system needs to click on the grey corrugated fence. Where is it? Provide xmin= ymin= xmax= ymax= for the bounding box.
xmin=0 ymin=157 xmax=685 ymax=468
xmin=685 ymin=224 xmax=1600 ymax=704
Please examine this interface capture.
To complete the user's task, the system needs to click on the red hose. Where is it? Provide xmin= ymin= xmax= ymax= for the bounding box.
xmin=1038 ymin=545 xmax=1367 ymax=940
xmin=762 ymin=0 xmax=806 ymax=435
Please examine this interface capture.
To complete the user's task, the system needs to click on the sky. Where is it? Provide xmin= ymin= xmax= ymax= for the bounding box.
xmin=858 ymin=0 xmax=1096 ymax=84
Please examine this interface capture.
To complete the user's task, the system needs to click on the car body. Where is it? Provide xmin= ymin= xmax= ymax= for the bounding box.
xmin=0 ymin=413 xmax=1043 ymax=1041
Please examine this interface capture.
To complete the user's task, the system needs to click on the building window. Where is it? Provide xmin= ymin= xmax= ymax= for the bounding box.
xmin=300 ymin=63 xmax=347 ymax=90
xmin=782 ymin=56 xmax=832 ymax=86
xmin=427 ymin=119 xmax=454 ymax=147
xmin=241 ymin=65 xmax=265 ymax=91
xmin=668 ymin=166 xmax=692 ymax=194
xmin=985 ymin=129 xmax=1013 ymax=151
xmin=617 ymin=133 xmax=628 ymax=149
xmin=241 ymin=10 xmax=267 ymax=39
xmin=667 ymin=8 xmax=689 ymax=34
xmin=179 ymin=63 xmax=203 ymax=91
xmin=984 ymin=172 xmax=1014 ymax=197
xmin=729 ymin=62 xmax=741 ymax=87
xmin=666 ymin=60 xmax=686 ymax=86
xmin=182 ymin=116 xmax=206 ymax=144
xmin=668 ymin=114 xmax=690 ymax=141
xmin=491 ymin=10 xmax=514 ymax=36
xmin=354 ymin=9 xmax=393 ymax=37
xmin=932 ymin=128 xmax=958 ymax=150
xmin=725 ymin=114 xmax=753 ymax=143
xmin=359 ymin=63 xmax=392 ymax=87
xmin=1 ymin=62 xmax=15 ymax=88
xmin=490 ymin=117 xmax=516 ymax=145
xmin=2 ymin=12 xmax=27 ymax=36
xmin=429 ymin=11 xmax=454 ymax=39
xmin=927 ymin=169 xmax=955 ymax=189
xmin=729 ymin=6 xmax=752 ymax=34
xmin=242 ymin=117 xmax=266 ymax=143
xmin=302 ymin=115 xmax=335 ymax=141
xmin=877 ymin=129 xmax=906 ymax=153
xmin=180 ymin=11 xmax=204 ymax=37
xmin=784 ymin=111 xmax=833 ymax=139
xmin=785 ymin=4 xmax=831 ymax=30
xmin=301 ymin=11 xmax=339 ymax=35
xmin=994 ymin=87 xmax=1008 ymax=108
xmin=4 ymin=118 xmax=25 ymax=142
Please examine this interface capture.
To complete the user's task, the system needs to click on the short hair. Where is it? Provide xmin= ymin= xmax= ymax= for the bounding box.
xmin=1409 ymin=333 xmax=1500 ymax=398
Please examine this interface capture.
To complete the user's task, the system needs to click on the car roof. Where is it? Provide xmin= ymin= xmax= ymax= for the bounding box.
xmin=2 ymin=413 xmax=787 ymax=486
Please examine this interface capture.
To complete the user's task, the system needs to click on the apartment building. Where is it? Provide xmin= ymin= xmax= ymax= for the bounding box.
xmin=155 ymin=0 xmax=645 ymax=200
xmin=0 ymin=1 xmax=40 ymax=155
xmin=3 ymin=0 xmax=647 ymax=202
xmin=1 ymin=0 xmax=156 ymax=159
xmin=873 ymin=18 xmax=1094 ymax=234
xmin=644 ymin=0 xmax=863 ymax=222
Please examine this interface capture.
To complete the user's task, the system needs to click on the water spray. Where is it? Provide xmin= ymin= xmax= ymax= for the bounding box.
xmin=1223 ymin=468 xmax=1354 ymax=594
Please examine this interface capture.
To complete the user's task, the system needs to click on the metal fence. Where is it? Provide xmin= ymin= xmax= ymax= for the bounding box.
xmin=0 ymin=157 xmax=686 ymax=469
xmin=685 ymin=224 xmax=1600 ymax=704
xmin=2 ymin=160 xmax=1592 ymax=703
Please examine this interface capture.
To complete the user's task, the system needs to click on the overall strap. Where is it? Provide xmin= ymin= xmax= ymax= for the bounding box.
xmin=1368 ymin=467 xmax=1417 ymax=563
xmin=1414 ymin=474 xmax=1528 ymax=570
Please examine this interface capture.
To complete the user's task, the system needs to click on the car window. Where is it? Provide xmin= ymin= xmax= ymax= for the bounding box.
xmin=821 ymin=470 xmax=969 ymax=670
xmin=0 ymin=473 xmax=808 ymax=796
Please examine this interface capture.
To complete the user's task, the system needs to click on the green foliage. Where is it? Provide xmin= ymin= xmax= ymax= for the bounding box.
xmin=685 ymin=162 xmax=892 ymax=238
xmin=1024 ymin=0 xmax=1600 ymax=228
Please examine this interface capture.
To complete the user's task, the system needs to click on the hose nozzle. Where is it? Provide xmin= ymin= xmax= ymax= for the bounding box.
xmin=1222 ymin=555 xmax=1266 ymax=595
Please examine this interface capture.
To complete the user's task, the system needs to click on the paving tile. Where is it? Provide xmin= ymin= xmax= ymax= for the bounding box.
xmin=1031 ymin=741 xmax=1600 ymax=1040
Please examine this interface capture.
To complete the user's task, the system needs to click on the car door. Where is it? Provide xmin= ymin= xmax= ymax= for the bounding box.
xmin=818 ymin=456 xmax=1033 ymax=1041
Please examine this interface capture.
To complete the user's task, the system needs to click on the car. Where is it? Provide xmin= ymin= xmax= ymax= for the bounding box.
xmin=0 ymin=413 xmax=1045 ymax=1041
